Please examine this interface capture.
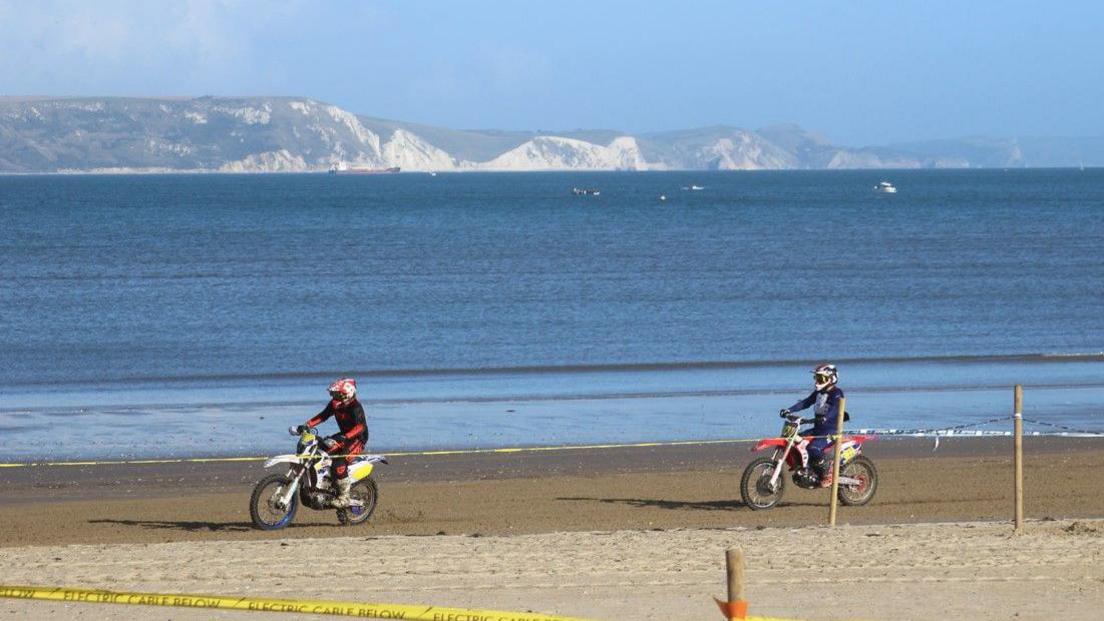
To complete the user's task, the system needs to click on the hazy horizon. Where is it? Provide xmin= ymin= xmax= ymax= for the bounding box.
xmin=1 ymin=1 xmax=1101 ymax=146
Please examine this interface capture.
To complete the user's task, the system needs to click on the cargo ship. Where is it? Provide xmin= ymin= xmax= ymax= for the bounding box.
xmin=328 ymin=163 xmax=401 ymax=174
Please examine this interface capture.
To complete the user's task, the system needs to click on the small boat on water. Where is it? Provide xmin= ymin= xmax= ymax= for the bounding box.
xmin=874 ymin=181 xmax=897 ymax=193
xmin=329 ymin=163 xmax=401 ymax=175
xmin=681 ymin=185 xmax=704 ymax=191
xmin=572 ymin=187 xmax=600 ymax=196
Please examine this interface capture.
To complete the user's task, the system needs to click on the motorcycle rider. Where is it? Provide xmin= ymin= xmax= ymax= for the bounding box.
xmin=297 ymin=378 xmax=368 ymax=508
xmin=779 ymin=364 xmax=843 ymax=488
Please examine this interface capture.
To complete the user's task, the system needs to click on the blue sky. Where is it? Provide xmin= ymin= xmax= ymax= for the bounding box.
xmin=1 ymin=0 xmax=1100 ymax=145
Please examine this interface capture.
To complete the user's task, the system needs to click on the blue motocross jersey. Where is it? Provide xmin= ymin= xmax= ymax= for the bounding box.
xmin=788 ymin=386 xmax=844 ymax=435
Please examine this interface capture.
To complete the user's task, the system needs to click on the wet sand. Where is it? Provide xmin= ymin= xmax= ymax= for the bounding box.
xmin=1 ymin=437 xmax=1103 ymax=619
xmin=2 ymin=437 xmax=1102 ymax=546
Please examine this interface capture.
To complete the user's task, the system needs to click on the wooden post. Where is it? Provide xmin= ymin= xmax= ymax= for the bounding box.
xmin=828 ymin=396 xmax=846 ymax=527
xmin=713 ymin=547 xmax=748 ymax=620
xmin=726 ymin=548 xmax=745 ymax=606
xmin=1014 ymin=385 xmax=1024 ymax=533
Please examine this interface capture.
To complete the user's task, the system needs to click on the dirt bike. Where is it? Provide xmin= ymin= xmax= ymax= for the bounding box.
xmin=740 ymin=413 xmax=877 ymax=510
xmin=249 ymin=426 xmax=387 ymax=530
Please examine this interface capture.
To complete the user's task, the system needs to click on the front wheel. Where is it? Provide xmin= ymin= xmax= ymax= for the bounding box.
xmin=838 ymin=456 xmax=878 ymax=506
xmin=336 ymin=476 xmax=379 ymax=526
xmin=741 ymin=456 xmax=785 ymax=510
xmin=250 ymin=473 xmax=299 ymax=530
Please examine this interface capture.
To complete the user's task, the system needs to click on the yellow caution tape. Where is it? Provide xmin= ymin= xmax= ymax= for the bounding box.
xmin=0 ymin=439 xmax=753 ymax=469
xmin=0 ymin=584 xmax=592 ymax=620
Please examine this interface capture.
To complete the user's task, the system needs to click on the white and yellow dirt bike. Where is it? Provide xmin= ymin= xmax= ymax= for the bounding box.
xmin=249 ymin=426 xmax=387 ymax=530
xmin=740 ymin=413 xmax=877 ymax=510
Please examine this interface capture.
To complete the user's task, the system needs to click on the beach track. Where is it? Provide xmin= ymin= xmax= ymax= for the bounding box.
xmin=1 ymin=438 xmax=1102 ymax=620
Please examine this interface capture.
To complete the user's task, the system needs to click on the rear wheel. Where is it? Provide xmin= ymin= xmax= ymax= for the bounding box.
xmin=741 ymin=456 xmax=785 ymax=510
xmin=838 ymin=456 xmax=878 ymax=506
xmin=250 ymin=474 xmax=299 ymax=530
xmin=337 ymin=476 xmax=379 ymax=526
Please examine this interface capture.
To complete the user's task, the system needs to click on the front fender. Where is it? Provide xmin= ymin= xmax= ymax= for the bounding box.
xmin=751 ymin=438 xmax=788 ymax=452
xmin=263 ymin=454 xmax=301 ymax=469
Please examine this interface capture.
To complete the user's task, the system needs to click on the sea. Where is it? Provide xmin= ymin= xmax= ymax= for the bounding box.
xmin=1 ymin=169 xmax=1102 ymax=461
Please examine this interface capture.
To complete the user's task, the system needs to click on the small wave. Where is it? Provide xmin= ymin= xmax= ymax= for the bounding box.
xmin=5 ymin=380 xmax=1103 ymax=414
xmin=4 ymin=351 xmax=1102 ymax=389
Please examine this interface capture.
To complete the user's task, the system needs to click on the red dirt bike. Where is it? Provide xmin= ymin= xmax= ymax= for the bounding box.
xmin=740 ymin=413 xmax=877 ymax=510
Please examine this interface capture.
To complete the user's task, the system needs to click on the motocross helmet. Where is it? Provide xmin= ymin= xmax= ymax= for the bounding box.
xmin=328 ymin=377 xmax=357 ymax=407
xmin=812 ymin=364 xmax=838 ymax=391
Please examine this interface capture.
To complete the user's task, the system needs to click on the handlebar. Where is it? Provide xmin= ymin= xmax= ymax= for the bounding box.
xmin=288 ymin=425 xmax=318 ymax=436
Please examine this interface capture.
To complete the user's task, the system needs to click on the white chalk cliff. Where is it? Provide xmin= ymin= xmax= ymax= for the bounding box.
xmin=477 ymin=136 xmax=649 ymax=171
xmin=0 ymin=96 xmax=1044 ymax=173
xmin=381 ymin=129 xmax=458 ymax=171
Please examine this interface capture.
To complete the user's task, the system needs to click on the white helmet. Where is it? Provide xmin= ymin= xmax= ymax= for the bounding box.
xmin=812 ymin=364 xmax=838 ymax=391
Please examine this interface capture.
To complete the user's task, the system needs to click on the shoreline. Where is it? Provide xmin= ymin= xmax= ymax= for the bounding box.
xmin=3 ymin=166 xmax=1100 ymax=176
xmin=4 ymin=351 xmax=1101 ymax=464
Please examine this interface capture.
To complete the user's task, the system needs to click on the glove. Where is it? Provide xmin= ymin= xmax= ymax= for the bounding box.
xmin=294 ymin=425 xmax=309 ymax=434
xmin=322 ymin=435 xmax=344 ymax=451
xmin=779 ymin=408 xmax=791 ymax=418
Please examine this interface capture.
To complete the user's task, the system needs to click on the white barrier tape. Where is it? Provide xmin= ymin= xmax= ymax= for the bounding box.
xmin=857 ymin=429 xmax=1104 ymax=438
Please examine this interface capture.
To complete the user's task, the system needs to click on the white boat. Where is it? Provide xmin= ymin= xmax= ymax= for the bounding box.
xmin=682 ymin=185 xmax=705 ymax=191
xmin=874 ymin=181 xmax=897 ymax=193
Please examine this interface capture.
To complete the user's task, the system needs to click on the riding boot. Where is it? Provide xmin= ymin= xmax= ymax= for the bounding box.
xmin=812 ymin=458 xmax=833 ymax=488
xmin=331 ymin=477 xmax=353 ymax=508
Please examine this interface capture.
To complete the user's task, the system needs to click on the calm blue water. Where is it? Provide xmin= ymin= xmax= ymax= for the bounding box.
xmin=1 ymin=170 xmax=1102 ymax=459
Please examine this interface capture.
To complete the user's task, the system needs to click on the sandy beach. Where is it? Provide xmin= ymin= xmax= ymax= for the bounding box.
xmin=2 ymin=437 xmax=1103 ymax=620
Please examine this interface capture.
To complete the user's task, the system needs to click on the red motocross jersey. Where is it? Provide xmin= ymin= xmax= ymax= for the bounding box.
xmin=306 ymin=399 xmax=368 ymax=442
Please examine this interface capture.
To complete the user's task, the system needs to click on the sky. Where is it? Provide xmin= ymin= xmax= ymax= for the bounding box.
xmin=1 ymin=0 xmax=1101 ymax=146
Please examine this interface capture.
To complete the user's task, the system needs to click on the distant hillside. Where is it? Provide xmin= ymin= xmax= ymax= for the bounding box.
xmin=888 ymin=135 xmax=1104 ymax=168
xmin=0 ymin=96 xmax=1098 ymax=173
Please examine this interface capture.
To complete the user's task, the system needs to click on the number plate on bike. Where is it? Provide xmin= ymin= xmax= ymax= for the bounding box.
xmin=840 ymin=445 xmax=857 ymax=463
